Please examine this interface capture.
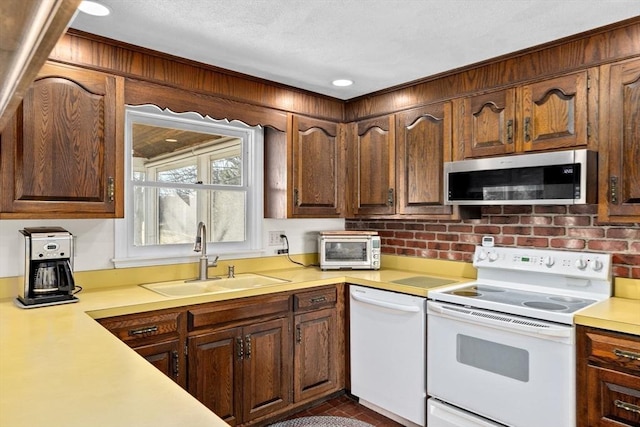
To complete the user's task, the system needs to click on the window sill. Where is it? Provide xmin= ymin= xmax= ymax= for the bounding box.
xmin=112 ymin=249 xmax=267 ymax=269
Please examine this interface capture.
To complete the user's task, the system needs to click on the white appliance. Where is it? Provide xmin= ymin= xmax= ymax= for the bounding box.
xmin=318 ymin=231 xmax=381 ymax=270
xmin=427 ymin=246 xmax=612 ymax=427
xmin=350 ymin=285 xmax=426 ymax=427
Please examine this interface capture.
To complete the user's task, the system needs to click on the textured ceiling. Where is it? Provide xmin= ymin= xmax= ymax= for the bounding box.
xmin=70 ymin=1 xmax=640 ymax=100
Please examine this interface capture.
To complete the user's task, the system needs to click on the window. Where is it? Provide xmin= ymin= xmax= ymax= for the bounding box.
xmin=114 ymin=105 xmax=263 ymax=267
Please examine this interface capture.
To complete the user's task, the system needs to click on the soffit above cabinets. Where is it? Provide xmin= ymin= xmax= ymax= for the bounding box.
xmin=70 ymin=1 xmax=640 ymax=100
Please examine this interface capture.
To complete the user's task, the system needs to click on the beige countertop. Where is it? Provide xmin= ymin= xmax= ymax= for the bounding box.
xmin=0 ymin=265 xmax=466 ymax=427
xmin=1 ymin=259 xmax=638 ymax=427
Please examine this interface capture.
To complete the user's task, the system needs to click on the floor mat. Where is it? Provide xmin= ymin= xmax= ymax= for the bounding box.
xmin=268 ymin=416 xmax=374 ymax=427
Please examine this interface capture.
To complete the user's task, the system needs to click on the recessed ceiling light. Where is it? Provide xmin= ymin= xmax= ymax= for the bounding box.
xmin=78 ymin=1 xmax=111 ymax=16
xmin=165 ymin=138 xmax=178 ymax=143
xmin=332 ymin=79 xmax=353 ymax=87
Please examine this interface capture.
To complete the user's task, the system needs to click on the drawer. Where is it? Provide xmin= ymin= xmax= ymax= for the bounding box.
xmin=99 ymin=310 xmax=181 ymax=344
xmin=585 ymin=329 xmax=640 ymax=374
xmin=188 ymin=293 xmax=290 ymax=330
xmin=293 ymin=286 xmax=337 ymax=312
xmin=587 ymin=365 xmax=640 ymax=426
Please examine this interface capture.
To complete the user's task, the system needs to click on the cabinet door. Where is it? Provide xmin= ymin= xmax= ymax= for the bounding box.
xmin=0 ymin=62 xmax=124 ymax=218
xmin=134 ymin=339 xmax=183 ymax=387
xmin=290 ymin=115 xmax=344 ymax=217
xmin=585 ymin=366 xmax=640 ymax=426
xmin=188 ymin=328 xmax=243 ymax=426
xmin=520 ymin=70 xmax=590 ymax=152
xmin=294 ymin=308 xmax=338 ymax=402
xmin=242 ymin=317 xmax=291 ymax=423
xmin=459 ymin=88 xmax=516 ymax=158
xmin=352 ymin=115 xmax=396 ymax=215
xmin=396 ymin=102 xmax=453 ymax=216
xmin=598 ymin=58 xmax=640 ymax=223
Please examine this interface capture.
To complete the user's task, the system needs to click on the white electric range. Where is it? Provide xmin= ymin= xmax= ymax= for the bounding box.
xmin=427 ymin=245 xmax=612 ymax=427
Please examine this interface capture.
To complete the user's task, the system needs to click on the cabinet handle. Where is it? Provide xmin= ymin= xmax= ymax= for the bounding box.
xmin=310 ymin=296 xmax=327 ymax=304
xmin=610 ymin=176 xmax=619 ymax=205
xmin=296 ymin=325 xmax=302 ymax=343
xmin=245 ymin=335 xmax=252 ymax=359
xmin=128 ymin=325 xmax=158 ymax=336
xmin=171 ymin=350 xmax=179 ymax=378
xmin=506 ymin=119 xmax=513 ymax=144
xmin=524 ymin=117 xmax=531 ymax=142
xmin=387 ymin=188 xmax=394 ymax=207
xmin=615 ymin=400 xmax=640 ymax=414
xmin=613 ymin=348 xmax=640 ymax=361
xmin=236 ymin=337 xmax=244 ymax=360
xmin=107 ymin=176 xmax=115 ymax=202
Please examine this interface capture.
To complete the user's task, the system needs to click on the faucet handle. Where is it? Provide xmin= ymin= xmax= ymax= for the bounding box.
xmin=208 ymin=255 xmax=219 ymax=267
xmin=228 ymin=265 xmax=235 ymax=278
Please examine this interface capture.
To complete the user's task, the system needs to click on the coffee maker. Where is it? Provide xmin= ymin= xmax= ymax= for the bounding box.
xmin=17 ymin=227 xmax=78 ymax=307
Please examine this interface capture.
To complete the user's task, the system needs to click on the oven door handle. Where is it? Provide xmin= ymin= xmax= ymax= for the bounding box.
xmin=351 ymin=291 xmax=421 ymax=313
xmin=427 ymin=301 xmax=572 ymax=339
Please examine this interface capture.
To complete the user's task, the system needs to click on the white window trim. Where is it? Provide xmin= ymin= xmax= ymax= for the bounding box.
xmin=113 ymin=104 xmax=264 ymax=268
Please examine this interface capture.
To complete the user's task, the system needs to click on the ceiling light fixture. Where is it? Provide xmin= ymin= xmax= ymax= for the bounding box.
xmin=78 ymin=0 xmax=111 ymax=16
xmin=165 ymin=138 xmax=178 ymax=143
xmin=332 ymin=79 xmax=353 ymax=87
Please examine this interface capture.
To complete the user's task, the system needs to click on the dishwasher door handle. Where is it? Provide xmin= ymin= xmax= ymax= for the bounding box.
xmin=351 ymin=291 xmax=421 ymax=313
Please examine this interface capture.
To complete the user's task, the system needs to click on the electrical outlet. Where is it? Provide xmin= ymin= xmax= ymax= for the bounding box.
xmin=268 ymin=231 xmax=285 ymax=246
xmin=277 ymin=249 xmax=288 ymax=254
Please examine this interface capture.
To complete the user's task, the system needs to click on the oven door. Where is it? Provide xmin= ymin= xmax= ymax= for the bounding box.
xmin=427 ymin=301 xmax=575 ymax=427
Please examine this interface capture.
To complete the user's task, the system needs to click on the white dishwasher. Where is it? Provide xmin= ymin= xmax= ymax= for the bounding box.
xmin=349 ymin=285 xmax=426 ymax=427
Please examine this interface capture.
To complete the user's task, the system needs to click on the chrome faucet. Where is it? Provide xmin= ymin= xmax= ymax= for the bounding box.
xmin=193 ymin=221 xmax=219 ymax=281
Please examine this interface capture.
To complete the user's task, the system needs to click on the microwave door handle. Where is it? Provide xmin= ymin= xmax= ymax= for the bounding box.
xmin=351 ymin=291 xmax=420 ymax=313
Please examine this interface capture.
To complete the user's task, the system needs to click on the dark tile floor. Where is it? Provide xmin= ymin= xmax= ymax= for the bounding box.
xmin=285 ymin=394 xmax=404 ymax=426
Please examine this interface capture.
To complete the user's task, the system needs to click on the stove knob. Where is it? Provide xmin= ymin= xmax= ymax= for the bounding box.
xmin=590 ymin=259 xmax=603 ymax=271
xmin=543 ymin=256 xmax=555 ymax=267
xmin=575 ymin=258 xmax=588 ymax=270
xmin=476 ymin=250 xmax=487 ymax=262
xmin=488 ymin=252 xmax=498 ymax=262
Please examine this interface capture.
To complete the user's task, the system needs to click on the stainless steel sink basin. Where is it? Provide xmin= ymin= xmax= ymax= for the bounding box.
xmin=141 ymin=273 xmax=289 ymax=297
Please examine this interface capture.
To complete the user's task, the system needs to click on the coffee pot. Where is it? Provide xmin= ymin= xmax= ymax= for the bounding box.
xmin=17 ymin=227 xmax=78 ymax=307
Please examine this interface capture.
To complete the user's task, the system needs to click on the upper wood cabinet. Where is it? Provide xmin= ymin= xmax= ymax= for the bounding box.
xmin=350 ymin=102 xmax=455 ymax=218
xmin=0 ymin=61 xmax=124 ymax=218
xmin=455 ymin=70 xmax=595 ymax=159
xmin=351 ymin=115 xmax=396 ymax=216
xmin=264 ymin=114 xmax=345 ymax=218
xmin=598 ymin=58 xmax=640 ymax=223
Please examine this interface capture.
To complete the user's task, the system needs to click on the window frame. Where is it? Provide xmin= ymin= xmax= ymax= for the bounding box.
xmin=113 ymin=104 xmax=263 ymax=268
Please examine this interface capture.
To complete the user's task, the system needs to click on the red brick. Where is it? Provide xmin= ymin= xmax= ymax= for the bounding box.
xmin=503 ymin=226 xmax=532 ymax=235
xmin=517 ymin=237 xmax=549 ymax=247
xmin=425 ymin=224 xmax=447 ymax=232
xmin=632 ymin=267 xmax=640 ymax=279
xmin=397 ymin=248 xmax=417 ymax=256
xmin=606 ymin=228 xmax=640 ymax=240
xmin=503 ymin=206 xmax=533 ymax=214
xmin=482 ymin=206 xmax=503 ymax=215
xmin=436 ymin=233 xmax=459 ymax=242
xmin=386 ymin=239 xmax=406 ymax=246
xmin=386 ymin=222 xmax=405 ymax=230
xmin=534 ymin=205 xmax=567 ymax=214
xmin=405 ymin=240 xmax=427 ymax=249
xmin=395 ymin=231 xmax=414 ymax=239
xmin=534 ymin=226 xmax=566 ymax=236
xmin=489 ymin=216 xmax=520 ymax=224
xmin=521 ymin=216 xmax=553 ymax=225
xmin=632 ymin=242 xmax=640 ymax=253
xmin=550 ymin=238 xmax=586 ymax=249
xmin=612 ymin=265 xmax=630 ymax=278
xmin=381 ymin=247 xmax=395 ymax=254
xmin=567 ymin=228 xmax=605 ymax=239
xmin=415 ymin=232 xmax=436 ymax=241
xmin=473 ymin=225 xmax=501 ymax=234
xmin=611 ymin=254 xmax=640 ymax=266
xmin=405 ymin=223 xmax=425 ymax=231
xmin=461 ymin=252 xmax=474 ymax=262
xmin=460 ymin=234 xmax=483 ymax=244
xmin=452 ymin=243 xmax=476 ymax=252
xmin=429 ymin=242 xmax=451 ymax=250
xmin=553 ymin=216 xmax=591 ymax=226
xmin=448 ymin=224 xmax=473 ymax=233
xmin=568 ymin=204 xmax=598 ymax=215
xmin=588 ymin=240 xmax=628 ymax=251
xmin=418 ymin=249 xmax=439 ymax=258
xmin=439 ymin=251 xmax=464 ymax=261
xmin=378 ymin=230 xmax=394 ymax=238
xmin=494 ymin=235 xmax=516 ymax=245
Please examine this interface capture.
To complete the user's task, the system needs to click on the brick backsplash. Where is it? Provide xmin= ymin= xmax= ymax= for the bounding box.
xmin=346 ymin=205 xmax=640 ymax=279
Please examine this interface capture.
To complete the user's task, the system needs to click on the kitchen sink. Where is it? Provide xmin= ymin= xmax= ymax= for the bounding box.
xmin=141 ymin=273 xmax=289 ymax=297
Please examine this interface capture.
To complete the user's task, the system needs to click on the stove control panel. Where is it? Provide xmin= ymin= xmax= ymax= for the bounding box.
xmin=473 ymin=246 xmax=611 ymax=280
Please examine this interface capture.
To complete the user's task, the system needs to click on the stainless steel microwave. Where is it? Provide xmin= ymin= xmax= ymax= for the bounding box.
xmin=444 ymin=149 xmax=597 ymax=205
xmin=318 ymin=231 xmax=381 ymax=270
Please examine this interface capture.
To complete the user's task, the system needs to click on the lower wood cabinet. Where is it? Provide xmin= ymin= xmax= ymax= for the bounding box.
xmin=97 ymin=285 xmax=345 ymax=426
xmin=577 ymin=325 xmax=640 ymax=427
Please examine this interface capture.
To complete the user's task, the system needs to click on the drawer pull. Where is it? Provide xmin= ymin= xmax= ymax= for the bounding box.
xmin=128 ymin=325 xmax=159 ymax=336
xmin=310 ymin=296 xmax=327 ymax=304
xmin=615 ymin=400 xmax=640 ymax=414
xmin=613 ymin=348 xmax=640 ymax=361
